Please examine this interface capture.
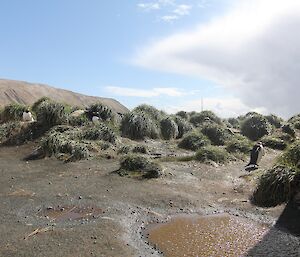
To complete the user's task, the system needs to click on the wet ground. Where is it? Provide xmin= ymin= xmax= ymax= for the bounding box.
xmin=146 ymin=213 xmax=268 ymax=257
xmin=0 ymin=142 xmax=299 ymax=257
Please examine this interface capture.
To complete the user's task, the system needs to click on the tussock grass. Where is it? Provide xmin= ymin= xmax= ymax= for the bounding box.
xmin=178 ymin=132 xmax=209 ymax=151
xmin=85 ymin=103 xmax=114 ymax=121
xmin=252 ymin=166 xmax=300 ymax=207
xmin=241 ymin=114 xmax=272 ymax=141
xmin=226 ymin=135 xmax=252 ymax=154
xmin=160 ymin=117 xmax=179 ymax=140
xmin=120 ymin=111 xmax=159 ymax=140
xmin=117 ymin=155 xmax=162 ymax=178
xmin=201 ymin=124 xmax=232 ymax=146
xmin=252 ymin=141 xmax=300 ymax=207
xmin=261 ymin=136 xmax=287 ymax=150
xmin=195 ymin=145 xmax=229 ymax=163
xmin=2 ymin=103 xmax=27 ymax=122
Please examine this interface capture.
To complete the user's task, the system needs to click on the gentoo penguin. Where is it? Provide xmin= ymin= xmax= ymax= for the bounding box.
xmin=246 ymin=142 xmax=265 ymax=167
xmin=22 ymin=110 xmax=34 ymax=122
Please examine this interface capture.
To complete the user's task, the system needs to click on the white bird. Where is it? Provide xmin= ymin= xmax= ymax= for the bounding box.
xmin=92 ymin=116 xmax=100 ymax=124
xmin=22 ymin=111 xmax=34 ymax=122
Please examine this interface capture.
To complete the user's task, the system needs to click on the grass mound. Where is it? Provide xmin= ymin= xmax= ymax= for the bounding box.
xmin=160 ymin=117 xmax=179 ymax=140
xmin=2 ymin=103 xmax=27 ymax=122
xmin=120 ymin=111 xmax=159 ymax=140
xmin=195 ymin=145 xmax=229 ymax=163
xmin=0 ymin=122 xmax=22 ymax=143
xmin=117 ymin=155 xmax=162 ymax=178
xmin=36 ymin=100 xmax=66 ymax=128
xmin=176 ymin=111 xmax=189 ymax=120
xmin=41 ymin=128 xmax=89 ymax=162
xmin=68 ymin=114 xmax=89 ymax=127
xmin=282 ymin=124 xmax=296 ymax=137
xmin=288 ymin=114 xmax=300 ymax=130
xmin=265 ymin=114 xmax=283 ymax=128
xmin=241 ymin=114 xmax=272 ymax=141
xmin=134 ymin=104 xmax=165 ymax=122
xmin=252 ymin=141 xmax=300 ymax=207
xmin=227 ymin=117 xmax=240 ymax=129
xmin=261 ymin=136 xmax=287 ymax=150
xmin=226 ymin=135 xmax=252 ymax=154
xmin=201 ymin=124 xmax=232 ymax=146
xmin=251 ymin=166 xmax=300 ymax=207
xmin=178 ymin=132 xmax=209 ymax=151
xmin=174 ymin=116 xmax=193 ymax=139
xmin=190 ymin=110 xmax=222 ymax=127
xmin=82 ymin=123 xmax=116 ymax=143
xmin=85 ymin=103 xmax=114 ymax=121
xmin=278 ymin=141 xmax=300 ymax=169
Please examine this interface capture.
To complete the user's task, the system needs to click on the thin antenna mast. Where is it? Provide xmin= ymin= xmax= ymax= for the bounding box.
xmin=201 ymin=97 xmax=204 ymax=112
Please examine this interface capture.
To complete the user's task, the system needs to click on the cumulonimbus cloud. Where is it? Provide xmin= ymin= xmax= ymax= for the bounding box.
xmin=133 ymin=0 xmax=300 ymax=118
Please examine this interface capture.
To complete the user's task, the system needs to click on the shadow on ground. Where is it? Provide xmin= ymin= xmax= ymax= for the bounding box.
xmin=246 ymin=201 xmax=300 ymax=257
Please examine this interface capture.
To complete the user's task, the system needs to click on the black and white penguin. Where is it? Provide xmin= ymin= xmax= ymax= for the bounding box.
xmin=246 ymin=142 xmax=265 ymax=168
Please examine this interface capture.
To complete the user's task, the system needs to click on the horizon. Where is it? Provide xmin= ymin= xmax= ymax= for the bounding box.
xmin=1 ymin=0 xmax=300 ymax=118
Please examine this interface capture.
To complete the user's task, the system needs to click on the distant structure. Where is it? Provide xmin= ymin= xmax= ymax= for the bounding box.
xmin=245 ymin=142 xmax=265 ymax=168
xmin=22 ymin=110 xmax=34 ymax=122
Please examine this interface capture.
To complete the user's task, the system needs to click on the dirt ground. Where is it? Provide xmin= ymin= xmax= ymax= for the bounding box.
xmin=0 ymin=142 xmax=299 ymax=257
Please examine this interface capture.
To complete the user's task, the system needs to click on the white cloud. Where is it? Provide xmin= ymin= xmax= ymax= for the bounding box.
xmin=133 ymin=0 xmax=300 ymax=118
xmin=137 ymin=3 xmax=160 ymax=11
xmin=161 ymin=15 xmax=179 ymax=22
xmin=173 ymin=4 xmax=192 ymax=16
xmin=137 ymin=0 xmax=193 ymax=22
xmin=106 ymin=86 xmax=185 ymax=97
xmin=165 ymin=97 xmax=267 ymax=118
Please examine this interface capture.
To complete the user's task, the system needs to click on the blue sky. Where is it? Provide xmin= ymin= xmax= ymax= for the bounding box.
xmin=1 ymin=0 xmax=300 ymax=118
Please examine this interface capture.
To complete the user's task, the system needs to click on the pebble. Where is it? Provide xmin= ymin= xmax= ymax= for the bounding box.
xmin=79 ymin=196 xmax=83 ymax=199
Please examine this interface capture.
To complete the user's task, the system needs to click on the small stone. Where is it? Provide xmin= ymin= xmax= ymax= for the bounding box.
xmin=79 ymin=196 xmax=83 ymax=199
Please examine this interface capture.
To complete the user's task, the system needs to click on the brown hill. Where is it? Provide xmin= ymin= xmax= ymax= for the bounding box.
xmin=0 ymin=79 xmax=128 ymax=114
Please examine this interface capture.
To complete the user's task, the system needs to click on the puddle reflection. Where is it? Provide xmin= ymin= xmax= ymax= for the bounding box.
xmin=146 ymin=213 xmax=268 ymax=257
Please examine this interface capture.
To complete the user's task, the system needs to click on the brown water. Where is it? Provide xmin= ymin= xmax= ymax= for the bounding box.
xmin=41 ymin=205 xmax=103 ymax=222
xmin=146 ymin=213 xmax=268 ymax=257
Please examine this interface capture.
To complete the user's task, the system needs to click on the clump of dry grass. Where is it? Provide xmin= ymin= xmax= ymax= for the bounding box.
xmin=195 ymin=145 xmax=229 ymax=163
xmin=251 ymin=166 xmax=300 ymax=207
xmin=252 ymin=141 xmax=300 ymax=207
xmin=178 ymin=131 xmax=209 ymax=151
xmin=226 ymin=135 xmax=252 ymax=154
xmin=261 ymin=136 xmax=287 ymax=150
xmin=2 ymin=103 xmax=27 ymax=122
xmin=120 ymin=111 xmax=159 ymax=140
xmin=41 ymin=128 xmax=89 ymax=162
xmin=116 ymin=155 xmax=162 ymax=178
xmin=160 ymin=117 xmax=179 ymax=140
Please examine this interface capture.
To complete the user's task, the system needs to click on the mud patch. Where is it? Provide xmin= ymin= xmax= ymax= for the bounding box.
xmin=40 ymin=205 xmax=104 ymax=223
xmin=145 ymin=213 xmax=268 ymax=257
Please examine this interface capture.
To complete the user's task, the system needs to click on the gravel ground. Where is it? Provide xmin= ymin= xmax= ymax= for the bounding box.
xmin=0 ymin=143 xmax=298 ymax=257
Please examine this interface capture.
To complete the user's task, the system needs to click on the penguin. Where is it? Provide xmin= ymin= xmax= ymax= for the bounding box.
xmin=246 ymin=142 xmax=265 ymax=168
xmin=22 ymin=109 xmax=34 ymax=122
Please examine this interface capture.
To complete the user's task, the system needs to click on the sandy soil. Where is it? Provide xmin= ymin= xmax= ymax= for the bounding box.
xmin=0 ymin=143 xmax=299 ymax=257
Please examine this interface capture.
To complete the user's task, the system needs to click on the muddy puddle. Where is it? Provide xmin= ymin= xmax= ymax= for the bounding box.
xmin=40 ymin=205 xmax=103 ymax=222
xmin=145 ymin=213 xmax=268 ymax=257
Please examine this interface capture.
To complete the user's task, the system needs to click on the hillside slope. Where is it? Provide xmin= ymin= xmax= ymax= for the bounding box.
xmin=0 ymin=79 xmax=128 ymax=114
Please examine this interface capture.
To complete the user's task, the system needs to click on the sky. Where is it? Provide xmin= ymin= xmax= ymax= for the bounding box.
xmin=0 ymin=0 xmax=299 ymax=118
